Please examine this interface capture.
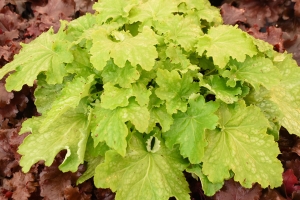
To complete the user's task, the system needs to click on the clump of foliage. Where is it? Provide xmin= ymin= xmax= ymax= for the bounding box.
xmin=1 ymin=0 xmax=300 ymax=199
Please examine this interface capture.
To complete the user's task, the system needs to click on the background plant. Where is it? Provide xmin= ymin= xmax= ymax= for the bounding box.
xmin=1 ymin=0 xmax=300 ymax=199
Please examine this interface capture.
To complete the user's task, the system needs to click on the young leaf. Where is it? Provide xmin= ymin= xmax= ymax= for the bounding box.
xmin=202 ymin=102 xmax=283 ymax=188
xmin=34 ymin=75 xmax=64 ymax=113
xmin=90 ymin=98 xmax=150 ymax=156
xmin=100 ymin=82 xmax=151 ymax=110
xmin=195 ymin=25 xmax=257 ymax=68
xmin=100 ymin=83 xmax=132 ymax=109
xmin=94 ymin=132 xmax=190 ymax=200
xmin=101 ymin=60 xmax=140 ymax=88
xmin=147 ymin=104 xmax=174 ymax=133
xmin=18 ymin=107 xmax=90 ymax=173
xmin=165 ymin=44 xmax=192 ymax=69
xmin=155 ymin=69 xmax=199 ymax=114
xmin=164 ymin=95 xmax=219 ymax=163
xmin=65 ymin=46 xmax=95 ymax=78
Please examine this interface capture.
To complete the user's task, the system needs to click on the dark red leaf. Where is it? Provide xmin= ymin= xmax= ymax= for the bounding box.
xmin=64 ymin=185 xmax=92 ymax=200
xmin=39 ymin=152 xmax=86 ymax=200
xmin=2 ymin=171 xmax=37 ymax=200
xmin=0 ymin=82 xmax=14 ymax=107
xmin=212 ymin=179 xmax=262 ymax=200
xmin=221 ymin=3 xmax=247 ymax=25
xmin=283 ymin=33 xmax=300 ymax=65
xmin=94 ymin=188 xmax=115 ymax=200
xmin=223 ymin=0 xmax=286 ymax=28
xmin=294 ymin=0 xmax=300 ymax=17
xmin=260 ymin=188 xmax=287 ymax=200
xmin=32 ymin=0 xmax=75 ymax=21
xmin=283 ymin=169 xmax=300 ymax=196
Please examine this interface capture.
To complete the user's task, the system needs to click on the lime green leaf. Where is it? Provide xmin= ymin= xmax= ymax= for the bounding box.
xmin=90 ymin=105 xmax=128 ymax=156
xmin=101 ymin=83 xmax=132 ymax=109
xmin=93 ymin=0 xmax=137 ymax=24
xmin=85 ymin=135 xmax=110 ymax=158
xmin=101 ymin=60 xmax=140 ymax=88
xmin=77 ymin=156 xmax=104 ymax=184
xmin=186 ymin=165 xmax=223 ymax=196
xmin=245 ymin=87 xmax=282 ymax=140
xmin=101 ymin=82 xmax=151 ymax=110
xmin=34 ymin=74 xmax=64 ymax=113
xmin=90 ymin=26 xmax=158 ymax=71
xmin=91 ymin=99 xmax=150 ymax=156
xmin=195 ymin=25 xmax=257 ymax=68
xmin=131 ymin=82 xmax=151 ymax=106
xmin=270 ymin=53 xmax=300 ymax=135
xmin=147 ymin=104 xmax=173 ymax=133
xmin=1 ymin=26 xmax=73 ymax=91
xmin=39 ymin=75 xmax=95 ymax=132
xmin=182 ymin=0 xmax=222 ymax=24
xmin=201 ymin=75 xmax=242 ymax=104
xmin=122 ymin=98 xmax=150 ymax=133
xmin=166 ymin=44 xmax=191 ymax=69
xmin=77 ymin=136 xmax=107 ymax=184
xmin=67 ymin=13 xmax=96 ymax=41
xmin=129 ymin=0 xmax=180 ymax=26
xmin=223 ymin=56 xmax=280 ymax=90
xmin=94 ymin=133 xmax=190 ymax=200
xmin=156 ymin=15 xmax=202 ymax=51
xmin=164 ymin=96 xmax=219 ymax=163
xmin=19 ymin=107 xmax=90 ymax=173
xmin=155 ymin=69 xmax=199 ymax=114
xmin=202 ymin=102 xmax=283 ymax=188
xmin=65 ymin=46 xmax=95 ymax=77
xmin=155 ymin=60 xmax=186 ymax=72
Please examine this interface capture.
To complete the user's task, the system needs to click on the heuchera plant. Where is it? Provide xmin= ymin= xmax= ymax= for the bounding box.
xmin=1 ymin=0 xmax=300 ymax=199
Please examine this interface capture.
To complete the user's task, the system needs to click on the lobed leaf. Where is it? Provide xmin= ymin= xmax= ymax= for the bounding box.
xmin=19 ymin=107 xmax=90 ymax=173
xmin=201 ymin=75 xmax=242 ymax=104
xmin=164 ymin=96 xmax=219 ymax=163
xmin=270 ymin=53 xmax=300 ymax=135
xmin=38 ymin=75 xmax=95 ymax=132
xmin=90 ymin=99 xmax=150 ymax=156
xmin=90 ymin=26 xmax=158 ymax=71
xmin=155 ymin=69 xmax=198 ymax=114
xmin=156 ymin=15 xmax=203 ymax=51
xmin=129 ymin=0 xmax=180 ymax=27
xmin=94 ymin=133 xmax=190 ymax=200
xmin=195 ymin=25 xmax=257 ymax=68
xmin=1 ymin=24 xmax=73 ymax=91
xmin=223 ymin=56 xmax=281 ymax=90
xmin=202 ymin=102 xmax=283 ymax=188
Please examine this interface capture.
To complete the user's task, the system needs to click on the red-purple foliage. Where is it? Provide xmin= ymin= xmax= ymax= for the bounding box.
xmin=213 ymin=179 xmax=262 ymax=200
